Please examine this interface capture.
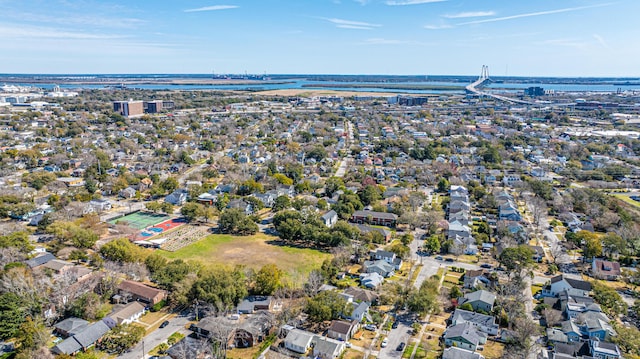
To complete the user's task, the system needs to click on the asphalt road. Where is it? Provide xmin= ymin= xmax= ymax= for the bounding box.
xmin=118 ymin=314 xmax=190 ymax=359
xmin=377 ymin=314 xmax=413 ymax=359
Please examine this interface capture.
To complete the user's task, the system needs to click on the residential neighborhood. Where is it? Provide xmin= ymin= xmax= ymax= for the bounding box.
xmin=0 ymin=77 xmax=639 ymax=359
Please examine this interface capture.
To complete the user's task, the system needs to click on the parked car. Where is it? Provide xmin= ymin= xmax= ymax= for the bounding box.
xmin=364 ymin=324 xmax=377 ymax=331
xmin=480 ymin=263 xmax=492 ymax=269
xmin=160 ymin=320 xmax=170 ymax=328
xmin=435 ymin=256 xmax=443 ymax=260
xmin=345 ymin=342 xmax=352 ymax=348
xmin=445 ymin=258 xmax=454 ymax=262
xmin=396 ymin=342 xmax=405 ymax=351
xmin=391 ymin=321 xmax=399 ymax=329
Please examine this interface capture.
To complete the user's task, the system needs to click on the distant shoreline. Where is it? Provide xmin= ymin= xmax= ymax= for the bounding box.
xmin=302 ymin=83 xmax=464 ymax=91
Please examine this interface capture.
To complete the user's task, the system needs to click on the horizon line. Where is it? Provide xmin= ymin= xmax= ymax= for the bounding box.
xmin=1 ymin=72 xmax=639 ymax=79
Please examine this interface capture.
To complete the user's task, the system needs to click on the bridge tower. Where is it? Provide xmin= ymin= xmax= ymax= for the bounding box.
xmin=480 ymin=65 xmax=490 ymax=81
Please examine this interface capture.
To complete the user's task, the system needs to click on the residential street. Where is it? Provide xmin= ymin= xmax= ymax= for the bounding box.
xmin=117 ymin=314 xmax=190 ymax=359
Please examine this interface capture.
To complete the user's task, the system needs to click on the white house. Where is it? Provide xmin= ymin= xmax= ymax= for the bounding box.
xmin=284 ymin=329 xmax=314 ymax=354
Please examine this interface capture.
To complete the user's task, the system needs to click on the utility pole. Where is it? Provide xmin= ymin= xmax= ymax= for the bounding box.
xmin=142 ymin=340 xmax=145 ymax=359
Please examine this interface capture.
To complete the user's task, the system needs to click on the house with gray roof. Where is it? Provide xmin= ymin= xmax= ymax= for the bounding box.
xmin=25 ymin=252 xmax=55 ymax=268
xmin=444 ymin=322 xmax=487 ymax=352
xmin=360 ymin=272 xmax=384 ymax=289
xmin=546 ymin=328 xmax=569 ymax=344
xmin=52 ymin=320 xmax=111 ymax=355
xmin=108 ymin=301 xmax=146 ymax=325
xmin=321 ymin=210 xmax=338 ymax=227
xmin=284 ymin=329 xmax=314 ymax=354
xmin=362 ymin=259 xmax=395 ymax=277
xmin=53 ymin=317 xmax=89 ymax=338
xmin=442 ymin=347 xmax=485 ymax=359
xmin=560 ymin=320 xmax=582 ymax=343
xmin=371 ymin=249 xmax=403 ymax=269
xmin=458 ymin=290 xmax=496 ymax=313
xmin=450 ymin=309 xmax=498 ymax=335
xmin=311 ymin=336 xmax=345 ymax=359
xmin=545 ymin=275 xmax=592 ymax=298
xmin=589 ymin=339 xmax=621 ymax=359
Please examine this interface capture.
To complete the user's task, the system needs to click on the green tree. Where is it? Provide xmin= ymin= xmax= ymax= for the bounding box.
xmin=161 ymin=202 xmax=174 ymax=214
xmin=181 ymin=202 xmax=205 ymax=222
xmin=190 ymin=267 xmax=248 ymax=311
xmin=16 ymin=317 xmax=48 ymax=353
xmin=161 ymin=177 xmax=179 ymax=193
xmin=359 ymin=185 xmax=382 ymax=206
xmin=99 ymin=238 xmax=147 ymax=263
xmin=592 ymin=281 xmax=627 ymax=316
xmin=602 ymin=233 xmax=626 ymax=258
xmin=612 ymin=323 xmax=640 ymax=356
xmin=424 ymin=235 xmax=441 ymax=254
xmin=145 ymin=201 xmax=162 ymax=213
xmin=273 ymin=173 xmax=294 ymax=186
xmin=388 ymin=242 xmax=410 ymax=259
xmin=272 ymin=195 xmax=291 ymax=212
xmin=238 ymin=179 xmax=264 ymax=195
xmin=0 ymin=292 xmax=25 ymax=340
xmin=218 ymin=208 xmax=258 ymax=235
xmin=324 ymin=177 xmax=344 ymax=197
xmin=437 ymin=178 xmax=450 ymax=193
xmin=0 ymin=231 xmax=33 ymax=253
xmin=305 ymin=291 xmax=348 ymax=322
xmin=98 ymin=324 xmax=145 ymax=354
xmin=253 ymin=264 xmax=284 ymax=295
xmin=407 ymin=276 xmax=440 ymax=315
xmin=498 ymin=245 xmax=535 ymax=279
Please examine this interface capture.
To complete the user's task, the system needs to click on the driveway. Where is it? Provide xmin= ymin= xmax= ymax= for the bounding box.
xmin=377 ymin=313 xmax=413 ymax=359
xmin=117 ymin=314 xmax=191 ymax=359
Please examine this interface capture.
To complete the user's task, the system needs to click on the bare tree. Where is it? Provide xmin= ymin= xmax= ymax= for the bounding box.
xmin=543 ymin=308 xmax=562 ymax=328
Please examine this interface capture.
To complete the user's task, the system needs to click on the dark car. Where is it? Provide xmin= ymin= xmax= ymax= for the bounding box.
xmin=160 ymin=320 xmax=170 ymax=328
xmin=397 ymin=342 xmax=406 ymax=351
xmin=391 ymin=321 xmax=399 ymax=329
xmin=435 ymin=256 xmax=443 ymax=260
xmin=480 ymin=263 xmax=492 ymax=269
xmin=444 ymin=258 xmax=454 ymax=262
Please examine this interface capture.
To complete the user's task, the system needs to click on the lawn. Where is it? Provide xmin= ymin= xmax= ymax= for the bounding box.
xmin=612 ymin=193 xmax=640 ymax=209
xmin=158 ymin=233 xmax=330 ymax=281
xmin=482 ymin=341 xmax=504 ymax=359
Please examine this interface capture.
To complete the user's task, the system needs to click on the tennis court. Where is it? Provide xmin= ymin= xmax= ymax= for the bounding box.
xmin=108 ymin=211 xmax=171 ymax=230
xmin=135 ymin=218 xmax=186 ymax=241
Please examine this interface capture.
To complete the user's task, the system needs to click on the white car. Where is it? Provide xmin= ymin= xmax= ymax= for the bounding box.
xmin=345 ymin=342 xmax=352 ymax=348
xmin=381 ymin=338 xmax=388 ymax=348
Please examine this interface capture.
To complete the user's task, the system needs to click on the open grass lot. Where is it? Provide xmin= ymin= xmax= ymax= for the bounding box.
xmin=351 ymin=328 xmax=376 ymax=349
xmin=482 ymin=341 xmax=505 ymax=359
xmin=227 ymin=345 xmax=263 ymax=359
xmin=158 ymin=233 xmax=330 ymax=279
xmin=342 ymin=348 xmax=366 ymax=359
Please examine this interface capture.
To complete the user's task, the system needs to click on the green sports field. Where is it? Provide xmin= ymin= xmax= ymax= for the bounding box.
xmin=159 ymin=233 xmax=330 ymax=283
xmin=108 ymin=211 xmax=171 ymax=230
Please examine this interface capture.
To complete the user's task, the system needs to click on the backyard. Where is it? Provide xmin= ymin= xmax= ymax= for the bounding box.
xmin=158 ymin=233 xmax=330 ymax=281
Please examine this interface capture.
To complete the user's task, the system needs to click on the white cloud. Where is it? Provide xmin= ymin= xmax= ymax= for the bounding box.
xmin=353 ymin=0 xmax=369 ymax=4
xmin=184 ymin=5 xmax=238 ymax=13
xmin=458 ymin=3 xmax=613 ymax=25
xmin=538 ymin=38 xmax=587 ymax=49
xmin=593 ymin=34 xmax=608 ymax=48
xmin=424 ymin=24 xmax=452 ymax=30
xmin=0 ymin=24 xmax=124 ymax=39
xmin=363 ymin=38 xmax=433 ymax=45
xmin=443 ymin=11 xmax=495 ymax=19
xmin=386 ymin=0 xmax=446 ymax=6
xmin=324 ymin=18 xmax=381 ymax=30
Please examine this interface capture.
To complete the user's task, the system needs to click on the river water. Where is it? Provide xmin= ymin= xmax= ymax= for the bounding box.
xmin=9 ymin=78 xmax=640 ymax=94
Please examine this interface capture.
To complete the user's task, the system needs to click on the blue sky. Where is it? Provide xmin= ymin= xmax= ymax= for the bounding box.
xmin=0 ymin=0 xmax=637 ymax=76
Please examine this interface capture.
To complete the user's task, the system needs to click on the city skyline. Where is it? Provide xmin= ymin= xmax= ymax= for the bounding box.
xmin=0 ymin=0 xmax=637 ymax=76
